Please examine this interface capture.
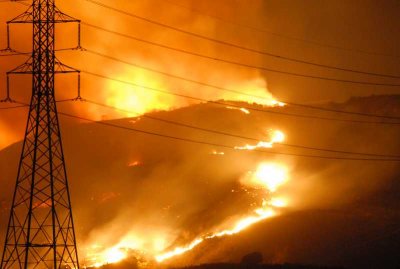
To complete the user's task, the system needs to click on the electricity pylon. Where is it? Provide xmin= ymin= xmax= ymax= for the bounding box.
xmin=1 ymin=1 xmax=81 ymax=269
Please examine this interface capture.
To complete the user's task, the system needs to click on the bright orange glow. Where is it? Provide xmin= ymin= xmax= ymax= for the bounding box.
xmin=240 ymin=108 xmax=251 ymax=114
xmin=85 ymin=160 xmax=290 ymax=265
xmin=84 ymin=232 xmax=169 ymax=267
xmin=0 ymin=120 xmax=18 ymax=151
xmin=225 ymin=106 xmax=251 ymax=114
xmin=235 ymin=129 xmax=285 ymax=150
xmin=102 ymin=247 xmax=127 ymax=265
xmin=128 ymin=161 xmax=141 ymax=167
xmin=270 ymin=100 xmax=286 ymax=107
xmin=106 ymin=69 xmax=176 ymax=116
xmin=86 ymin=244 xmax=131 ymax=267
xmin=155 ymin=238 xmax=204 ymax=262
xmin=156 ymin=161 xmax=290 ymax=263
xmin=235 ymin=141 xmax=274 ymax=150
xmin=223 ymin=78 xmax=285 ymax=107
xmin=269 ymin=197 xmax=288 ymax=208
xmin=252 ymin=163 xmax=288 ymax=192
xmin=210 ymin=208 xmax=276 ymax=238
xmin=82 ymin=117 xmax=288 ymax=268
xmin=104 ymin=72 xmax=283 ymax=119
xmin=211 ymin=150 xmax=225 ymax=155
xmin=271 ymin=130 xmax=285 ymax=143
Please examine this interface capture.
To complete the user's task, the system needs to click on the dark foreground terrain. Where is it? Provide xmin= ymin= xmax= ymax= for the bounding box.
xmin=172 ymin=263 xmax=346 ymax=269
xmin=1 ymin=95 xmax=400 ymax=269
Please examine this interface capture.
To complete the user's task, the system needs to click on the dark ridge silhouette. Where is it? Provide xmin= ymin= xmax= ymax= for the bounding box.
xmin=171 ymin=263 xmax=346 ymax=269
xmin=241 ymin=252 xmax=263 ymax=264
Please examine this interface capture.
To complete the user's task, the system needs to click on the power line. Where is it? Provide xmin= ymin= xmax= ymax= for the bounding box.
xmin=55 ymin=109 xmax=400 ymax=162
xmin=0 ymin=103 xmax=28 ymax=109
xmin=85 ymin=48 xmax=400 ymax=121
xmin=83 ymin=98 xmax=400 ymax=159
xmin=162 ymin=0 xmax=400 ymax=59
xmin=82 ymin=70 xmax=400 ymax=125
xmin=83 ymin=0 xmax=400 ymax=80
xmin=0 ymin=52 xmax=29 ymax=56
xmin=6 ymin=45 xmax=400 ymax=120
xmin=8 ymin=99 xmax=399 ymax=161
xmin=0 ymin=98 xmax=78 ymax=109
xmin=81 ymin=70 xmax=400 ymax=125
xmin=81 ymin=22 xmax=400 ymax=87
xmin=8 ymin=98 xmax=399 ymax=158
xmin=0 ymin=47 xmax=81 ymax=57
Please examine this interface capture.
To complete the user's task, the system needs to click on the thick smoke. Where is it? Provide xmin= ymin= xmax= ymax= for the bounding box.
xmin=1 ymin=1 xmax=400 ymax=268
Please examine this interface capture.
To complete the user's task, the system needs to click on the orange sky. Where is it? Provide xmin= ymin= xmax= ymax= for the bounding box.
xmin=0 ymin=0 xmax=399 ymax=149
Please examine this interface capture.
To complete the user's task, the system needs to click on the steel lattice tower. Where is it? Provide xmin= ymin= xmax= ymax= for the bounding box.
xmin=1 ymin=1 xmax=81 ymax=269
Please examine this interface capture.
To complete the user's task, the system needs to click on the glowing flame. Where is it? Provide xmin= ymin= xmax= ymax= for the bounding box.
xmin=240 ymin=108 xmax=250 ymax=114
xmin=225 ymin=106 xmax=251 ymax=114
xmin=129 ymin=118 xmax=141 ymax=124
xmin=86 ymin=244 xmax=131 ymax=267
xmin=155 ymin=238 xmax=204 ymax=262
xmin=85 ymin=160 xmax=290 ymax=265
xmin=209 ymin=208 xmax=276 ymax=238
xmin=128 ymin=160 xmax=141 ymax=167
xmin=223 ymin=78 xmax=285 ymax=108
xmin=102 ymin=247 xmax=127 ymax=265
xmin=271 ymin=130 xmax=285 ymax=143
xmin=103 ymin=71 xmax=283 ymax=119
xmin=155 ymin=161 xmax=289 ymax=262
xmin=211 ymin=150 xmax=225 ymax=155
xmin=270 ymin=100 xmax=286 ymax=107
xmin=250 ymin=163 xmax=288 ymax=192
xmin=235 ymin=129 xmax=285 ymax=150
xmin=235 ymin=141 xmax=274 ymax=150
xmin=269 ymin=197 xmax=288 ymax=208
xmin=85 ymin=233 xmax=157 ymax=267
xmin=106 ymin=69 xmax=176 ymax=116
xmin=83 ymin=131 xmax=289 ymax=266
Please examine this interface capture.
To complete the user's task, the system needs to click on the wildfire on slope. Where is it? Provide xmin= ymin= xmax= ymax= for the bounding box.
xmin=235 ymin=130 xmax=285 ymax=150
xmin=102 ymin=69 xmax=284 ymax=119
xmin=211 ymin=150 xmax=225 ymax=155
xmin=225 ymin=106 xmax=251 ymax=114
xmin=128 ymin=160 xmax=142 ymax=167
xmin=154 ymin=131 xmax=290 ymax=263
xmin=155 ymin=161 xmax=289 ymax=262
xmin=78 ymin=70 xmax=287 ymax=267
xmin=82 ymin=128 xmax=290 ymax=267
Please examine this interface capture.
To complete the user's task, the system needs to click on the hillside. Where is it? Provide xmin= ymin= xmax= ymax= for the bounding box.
xmin=1 ymin=95 xmax=400 ymax=269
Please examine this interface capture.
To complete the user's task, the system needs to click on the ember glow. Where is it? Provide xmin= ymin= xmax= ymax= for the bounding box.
xmin=211 ymin=150 xmax=225 ymax=155
xmin=128 ymin=160 xmax=141 ymax=167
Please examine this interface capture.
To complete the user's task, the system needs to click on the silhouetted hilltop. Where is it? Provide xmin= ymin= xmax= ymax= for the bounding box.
xmin=172 ymin=263 xmax=346 ymax=269
xmin=328 ymin=94 xmax=400 ymax=115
